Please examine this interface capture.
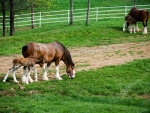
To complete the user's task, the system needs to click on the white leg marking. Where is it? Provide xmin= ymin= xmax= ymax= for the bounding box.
xmin=129 ymin=25 xmax=133 ymax=33
xmin=133 ymin=25 xmax=136 ymax=33
xmin=26 ymin=71 xmax=30 ymax=84
xmin=123 ymin=21 xmax=126 ymax=32
xmin=3 ymin=68 xmax=13 ymax=82
xmin=22 ymin=69 xmax=27 ymax=83
xmin=12 ymin=70 xmax=19 ymax=83
xmin=72 ymin=69 xmax=76 ymax=78
xmin=136 ymin=24 xmax=139 ymax=32
xmin=56 ymin=66 xmax=62 ymax=80
xmin=31 ymin=67 xmax=38 ymax=81
xmin=28 ymin=75 xmax=33 ymax=83
xmin=42 ymin=65 xmax=49 ymax=81
xmin=143 ymin=27 xmax=147 ymax=34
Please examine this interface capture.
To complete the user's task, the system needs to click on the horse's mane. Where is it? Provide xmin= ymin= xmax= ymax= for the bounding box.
xmin=57 ymin=42 xmax=74 ymax=66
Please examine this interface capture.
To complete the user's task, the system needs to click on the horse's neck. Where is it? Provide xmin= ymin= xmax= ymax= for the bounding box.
xmin=63 ymin=54 xmax=73 ymax=66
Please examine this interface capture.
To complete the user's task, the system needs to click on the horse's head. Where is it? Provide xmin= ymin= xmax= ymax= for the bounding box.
xmin=66 ymin=64 xmax=75 ymax=79
xmin=124 ymin=15 xmax=132 ymax=28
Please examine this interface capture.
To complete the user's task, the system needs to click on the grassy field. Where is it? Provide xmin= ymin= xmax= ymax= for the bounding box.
xmin=0 ymin=18 xmax=150 ymax=56
xmin=0 ymin=0 xmax=150 ymax=112
xmin=0 ymin=59 xmax=150 ymax=113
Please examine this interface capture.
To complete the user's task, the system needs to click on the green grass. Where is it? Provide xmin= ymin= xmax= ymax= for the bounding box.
xmin=42 ymin=0 xmax=150 ymax=11
xmin=0 ymin=18 xmax=150 ymax=56
xmin=0 ymin=59 xmax=150 ymax=113
xmin=0 ymin=1 xmax=150 ymax=112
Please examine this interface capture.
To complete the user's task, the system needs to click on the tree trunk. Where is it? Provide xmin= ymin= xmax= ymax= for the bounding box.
xmin=86 ymin=0 xmax=90 ymax=25
xmin=70 ymin=0 xmax=73 ymax=25
xmin=1 ymin=0 xmax=6 ymax=36
xmin=9 ymin=0 xmax=15 ymax=36
xmin=31 ymin=1 xmax=34 ymax=29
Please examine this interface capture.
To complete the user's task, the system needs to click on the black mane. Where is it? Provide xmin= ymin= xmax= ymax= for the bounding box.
xmin=57 ymin=42 xmax=74 ymax=66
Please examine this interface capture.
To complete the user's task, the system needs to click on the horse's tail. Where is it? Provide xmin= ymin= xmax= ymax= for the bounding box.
xmin=22 ymin=45 xmax=28 ymax=58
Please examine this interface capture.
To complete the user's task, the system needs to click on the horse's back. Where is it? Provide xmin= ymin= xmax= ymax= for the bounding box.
xmin=22 ymin=42 xmax=65 ymax=62
xmin=129 ymin=8 xmax=148 ymax=21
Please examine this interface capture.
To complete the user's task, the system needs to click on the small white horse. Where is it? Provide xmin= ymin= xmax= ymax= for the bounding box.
xmin=3 ymin=57 xmax=45 ymax=84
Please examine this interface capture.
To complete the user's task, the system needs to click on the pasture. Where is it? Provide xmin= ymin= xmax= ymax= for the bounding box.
xmin=0 ymin=0 xmax=150 ymax=112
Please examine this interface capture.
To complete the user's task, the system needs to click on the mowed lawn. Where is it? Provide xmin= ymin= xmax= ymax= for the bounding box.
xmin=0 ymin=0 xmax=150 ymax=112
xmin=0 ymin=59 xmax=150 ymax=113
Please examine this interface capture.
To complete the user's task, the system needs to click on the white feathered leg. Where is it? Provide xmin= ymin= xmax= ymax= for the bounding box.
xmin=123 ymin=21 xmax=127 ymax=32
xmin=12 ymin=70 xmax=19 ymax=83
xmin=136 ymin=23 xmax=139 ymax=32
xmin=22 ymin=68 xmax=27 ymax=83
xmin=71 ymin=69 xmax=76 ymax=78
xmin=133 ymin=25 xmax=136 ymax=33
xmin=42 ymin=64 xmax=49 ymax=81
xmin=143 ymin=27 xmax=147 ymax=34
xmin=3 ymin=65 xmax=21 ymax=83
xmin=3 ymin=68 xmax=13 ymax=82
xmin=56 ymin=66 xmax=62 ymax=80
xmin=26 ymin=71 xmax=30 ymax=84
xmin=31 ymin=67 xmax=37 ymax=82
xmin=129 ymin=25 xmax=133 ymax=33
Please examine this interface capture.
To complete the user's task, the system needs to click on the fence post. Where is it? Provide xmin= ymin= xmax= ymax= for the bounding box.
xmin=96 ymin=7 xmax=98 ymax=22
xmin=68 ymin=10 xmax=70 ymax=23
xmin=39 ymin=12 xmax=41 ymax=27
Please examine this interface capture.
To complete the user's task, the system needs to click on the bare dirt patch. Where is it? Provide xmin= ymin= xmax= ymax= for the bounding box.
xmin=0 ymin=41 xmax=150 ymax=80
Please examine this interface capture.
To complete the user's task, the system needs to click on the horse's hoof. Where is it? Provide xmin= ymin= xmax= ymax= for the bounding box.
xmin=142 ymin=32 xmax=147 ymax=34
xmin=42 ymin=77 xmax=49 ymax=81
xmin=29 ymin=79 xmax=34 ymax=83
xmin=56 ymin=77 xmax=63 ymax=80
xmin=14 ymin=81 xmax=19 ymax=84
xmin=34 ymin=79 xmax=38 ymax=82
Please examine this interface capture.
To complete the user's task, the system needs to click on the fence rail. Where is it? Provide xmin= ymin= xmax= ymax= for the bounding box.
xmin=0 ymin=4 xmax=150 ymax=28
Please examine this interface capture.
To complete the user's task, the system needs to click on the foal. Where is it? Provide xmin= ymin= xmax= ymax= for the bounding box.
xmin=123 ymin=7 xmax=149 ymax=34
xmin=3 ymin=57 xmax=44 ymax=84
xmin=124 ymin=15 xmax=138 ymax=33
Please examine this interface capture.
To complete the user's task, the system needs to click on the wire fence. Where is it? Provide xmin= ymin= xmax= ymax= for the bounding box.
xmin=0 ymin=4 xmax=150 ymax=29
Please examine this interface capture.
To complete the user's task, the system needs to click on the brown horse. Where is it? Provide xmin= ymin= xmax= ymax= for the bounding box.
xmin=124 ymin=15 xmax=138 ymax=33
xmin=123 ymin=7 xmax=149 ymax=34
xmin=22 ymin=41 xmax=75 ymax=81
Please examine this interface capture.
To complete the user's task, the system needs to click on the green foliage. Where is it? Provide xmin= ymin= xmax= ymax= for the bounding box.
xmin=0 ymin=59 xmax=150 ymax=113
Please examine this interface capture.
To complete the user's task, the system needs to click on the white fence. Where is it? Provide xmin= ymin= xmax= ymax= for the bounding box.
xmin=0 ymin=4 xmax=150 ymax=28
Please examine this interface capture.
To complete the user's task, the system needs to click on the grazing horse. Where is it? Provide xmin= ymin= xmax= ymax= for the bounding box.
xmin=123 ymin=7 xmax=149 ymax=34
xmin=22 ymin=41 xmax=75 ymax=81
xmin=3 ymin=57 xmax=44 ymax=84
xmin=124 ymin=15 xmax=138 ymax=33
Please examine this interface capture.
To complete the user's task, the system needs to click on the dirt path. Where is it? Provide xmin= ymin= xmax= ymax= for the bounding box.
xmin=0 ymin=41 xmax=150 ymax=79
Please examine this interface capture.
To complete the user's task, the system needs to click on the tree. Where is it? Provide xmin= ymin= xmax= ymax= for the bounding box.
xmin=9 ymin=0 xmax=14 ymax=36
xmin=0 ymin=0 xmax=55 ymax=36
xmin=69 ymin=0 xmax=73 ymax=25
xmin=85 ymin=0 xmax=90 ymax=25
xmin=26 ymin=0 xmax=55 ymax=29
xmin=1 ymin=0 xmax=9 ymax=36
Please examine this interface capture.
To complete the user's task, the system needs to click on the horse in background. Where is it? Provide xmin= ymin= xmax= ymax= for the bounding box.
xmin=123 ymin=7 xmax=150 ymax=34
xmin=22 ymin=41 xmax=75 ymax=81
xmin=124 ymin=15 xmax=138 ymax=33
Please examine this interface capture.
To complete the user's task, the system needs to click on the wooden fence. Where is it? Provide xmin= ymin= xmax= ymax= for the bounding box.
xmin=0 ymin=4 xmax=150 ymax=29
